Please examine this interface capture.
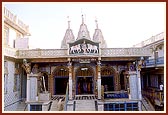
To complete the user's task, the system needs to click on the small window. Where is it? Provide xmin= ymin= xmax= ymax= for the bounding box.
xmin=30 ymin=105 xmax=42 ymax=111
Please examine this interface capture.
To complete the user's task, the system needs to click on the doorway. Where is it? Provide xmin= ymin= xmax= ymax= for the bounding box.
xmin=76 ymin=76 xmax=93 ymax=94
xmin=76 ymin=66 xmax=94 ymax=95
xmin=101 ymin=76 xmax=114 ymax=91
xmin=54 ymin=77 xmax=68 ymax=95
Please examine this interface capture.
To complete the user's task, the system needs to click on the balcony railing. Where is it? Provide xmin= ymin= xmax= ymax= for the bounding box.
xmin=4 ymin=47 xmax=152 ymax=59
xmin=17 ymin=49 xmax=68 ymax=58
xmin=156 ymin=57 xmax=164 ymax=65
xmin=101 ymin=48 xmax=151 ymax=57
xmin=4 ymin=7 xmax=29 ymax=34
xmin=145 ymin=57 xmax=164 ymax=67
xmin=3 ymin=47 xmax=17 ymax=58
xmin=142 ymin=88 xmax=164 ymax=107
xmin=133 ymin=32 xmax=164 ymax=47
xmin=145 ymin=59 xmax=155 ymax=66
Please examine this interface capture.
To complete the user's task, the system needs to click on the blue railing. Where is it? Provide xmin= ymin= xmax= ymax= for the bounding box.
xmin=145 ymin=59 xmax=155 ymax=66
xmin=145 ymin=57 xmax=164 ymax=66
xmin=156 ymin=57 xmax=164 ymax=65
xmin=64 ymin=83 xmax=69 ymax=111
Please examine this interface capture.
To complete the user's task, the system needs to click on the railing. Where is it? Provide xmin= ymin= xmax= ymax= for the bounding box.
xmin=156 ymin=57 xmax=164 ymax=65
xmin=133 ymin=32 xmax=164 ymax=47
xmin=24 ymin=104 xmax=28 ymax=111
xmin=104 ymin=91 xmax=129 ymax=99
xmin=101 ymin=48 xmax=151 ymax=57
xmin=4 ymin=7 xmax=29 ymax=33
xmin=142 ymin=88 xmax=164 ymax=106
xmin=17 ymin=49 xmax=68 ymax=58
xmin=145 ymin=57 xmax=164 ymax=67
xmin=4 ymin=47 xmax=152 ymax=59
xmin=145 ymin=59 xmax=155 ymax=66
xmin=3 ymin=47 xmax=17 ymax=58
xmin=64 ymin=83 xmax=69 ymax=111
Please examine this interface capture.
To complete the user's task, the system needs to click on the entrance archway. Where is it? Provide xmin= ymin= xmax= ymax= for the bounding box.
xmin=76 ymin=66 xmax=94 ymax=95
xmin=52 ymin=66 xmax=69 ymax=95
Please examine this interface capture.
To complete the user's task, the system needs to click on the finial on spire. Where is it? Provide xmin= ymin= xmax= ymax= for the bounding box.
xmin=82 ymin=14 xmax=84 ymax=24
xmin=95 ymin=17 xmax=98 ymax=29
xmin=81 ymin=8 xmax=85 ymax=24
xmin=67 ymin=16 xmax=70 ymax=29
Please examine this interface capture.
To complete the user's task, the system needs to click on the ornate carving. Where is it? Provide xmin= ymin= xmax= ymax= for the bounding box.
xmin=14 ymin=68 xmax=20 ymax=74
xmin=32 ymin=64 xmax=39 ymax=74
xmin=22 ymin=59 xmax=31 ymax=74
xmin=69 ymin=42 xmax=99 ymax=54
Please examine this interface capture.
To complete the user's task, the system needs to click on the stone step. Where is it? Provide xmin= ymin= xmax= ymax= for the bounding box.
xmin=142 ymin=97 xmax=155 ymax=111
xmin=16 ymin=103 xmax=27 ymax=111
xmin=75 ymin=100 xmax=96 ymax=111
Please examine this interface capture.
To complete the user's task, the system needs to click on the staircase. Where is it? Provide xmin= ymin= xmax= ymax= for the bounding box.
xmin=142 ymin=97 xmax=155 ymax=111
xmin=50 ymin=95 xmax=65 ymax=111
xmin=74 ymin=95 xmax=97 ymax=111
xmin=16 ymin=102 xmax=27 ymax=111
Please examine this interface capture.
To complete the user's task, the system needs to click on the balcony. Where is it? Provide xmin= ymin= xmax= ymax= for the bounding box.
xmin=145 ymin=57 xmax=164 ymax=67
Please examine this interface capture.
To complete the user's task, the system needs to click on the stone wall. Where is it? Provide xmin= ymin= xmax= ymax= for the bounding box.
xmin=4 ymin=60 xmax=21 ymax=111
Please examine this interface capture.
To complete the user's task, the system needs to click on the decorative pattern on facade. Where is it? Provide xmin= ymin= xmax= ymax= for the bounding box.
xmin=101 ymin=48 xmax=151 ymax=57
xmin=4 ymin=47 xmax=151 ymax=59
xmin=69 ymin=39 xmax=99 ymax=55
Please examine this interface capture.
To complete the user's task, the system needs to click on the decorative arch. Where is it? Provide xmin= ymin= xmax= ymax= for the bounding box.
xmin=101 ymin=66 xmax=116 ymax=91
xmin=101 ymin=66 xmax=116 ymax=76
xmin=52 ymin=66 xmax=69 ymax=95
xmin=52 ymin=66 xmax=69 ymax=77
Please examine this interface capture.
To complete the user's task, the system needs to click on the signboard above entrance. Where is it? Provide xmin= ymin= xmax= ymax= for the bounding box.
xmin=68 ymin=38 xmax=99 ymax=55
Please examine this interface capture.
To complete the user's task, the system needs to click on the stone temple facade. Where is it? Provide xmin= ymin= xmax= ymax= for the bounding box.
xmin=3 ymin=6 xmax=164 ymax=111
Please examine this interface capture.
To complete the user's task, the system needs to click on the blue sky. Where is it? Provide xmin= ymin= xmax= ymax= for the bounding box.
xmin=4 ymin=2 xmax=165 ymax=49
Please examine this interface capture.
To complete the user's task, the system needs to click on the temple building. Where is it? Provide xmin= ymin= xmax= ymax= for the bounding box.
xmin=3 ymin=7 xmax=164 ymax=111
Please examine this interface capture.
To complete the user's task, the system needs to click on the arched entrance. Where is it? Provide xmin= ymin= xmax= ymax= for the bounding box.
xmin=76 ymin=66 xmax=94 ymax=95
xmin=101 ymin=66 xmax=115 ymax=91
xmin=52 ymin=66 xmax=69 ymax=95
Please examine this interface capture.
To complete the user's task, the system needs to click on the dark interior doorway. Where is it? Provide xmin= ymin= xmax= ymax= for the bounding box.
xmin=55 ymin=77 xmax=68 ymax=95
xmin=101 ymin=76 xmax=114 ymax=91
xmin=76 ymin=77 xmax=93 ymax=95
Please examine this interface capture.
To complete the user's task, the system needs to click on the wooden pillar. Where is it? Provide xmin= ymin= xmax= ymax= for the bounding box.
xmin=49 ymin=74 xmax=54 ymax=95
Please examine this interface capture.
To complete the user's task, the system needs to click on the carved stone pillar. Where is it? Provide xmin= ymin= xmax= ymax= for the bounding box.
xmin=128 ymin=71 xmax=138 ymax=99
xmin=137 ymin=69 xmax=142 ymax=111
xmin=137 ymin=60 xmax=142 ymax=111
xmin=27 ymin=73 xmax=41 ymax=102
xmin=68 ymin=59 xmax=73 ymax=100
xmin=97 ymin=59 xmax=101 ymax=100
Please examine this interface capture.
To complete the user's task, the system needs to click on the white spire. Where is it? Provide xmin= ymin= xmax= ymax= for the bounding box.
xmin=95 ymin=17 xmax=98 ymax=29
xmin=67 ymin=16 xmax=70 ymax=29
